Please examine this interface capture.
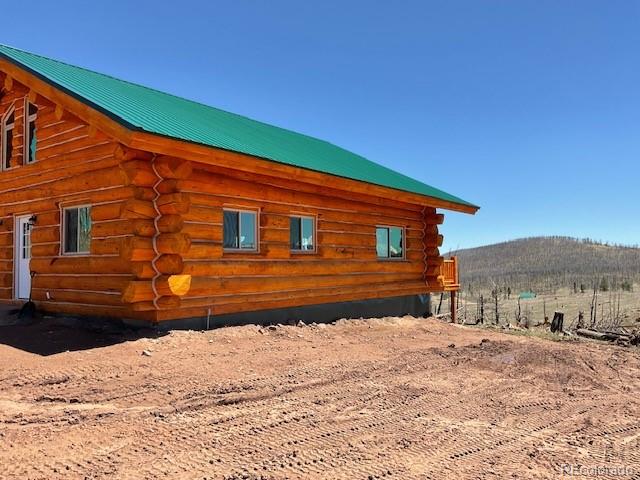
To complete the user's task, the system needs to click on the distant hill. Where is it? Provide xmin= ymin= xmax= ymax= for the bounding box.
xmin=451 ymin=237 xmax=640 ymax=293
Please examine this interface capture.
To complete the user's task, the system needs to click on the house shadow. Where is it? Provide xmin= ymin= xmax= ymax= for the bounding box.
xmin=0 ymin=311 xmax=166 ymax=356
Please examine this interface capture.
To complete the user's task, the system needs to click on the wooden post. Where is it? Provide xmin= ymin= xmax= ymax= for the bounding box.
xmin=450 ymin=291 xmax=456 ymax=323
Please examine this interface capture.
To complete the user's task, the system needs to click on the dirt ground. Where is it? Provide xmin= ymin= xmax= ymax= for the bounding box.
xmin=1 ymin=316 xmax=639 ymax=480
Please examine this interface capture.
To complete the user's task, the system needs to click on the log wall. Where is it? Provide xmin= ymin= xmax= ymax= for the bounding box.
xmin=0 ymin=78 xmax=141 ymax=318
xmin=148 ymin=161 xmax=445 ymax=322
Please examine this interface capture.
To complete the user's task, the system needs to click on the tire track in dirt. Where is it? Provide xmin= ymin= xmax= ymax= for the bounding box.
xmin=1 ymin=318 xmax=639 ymax=479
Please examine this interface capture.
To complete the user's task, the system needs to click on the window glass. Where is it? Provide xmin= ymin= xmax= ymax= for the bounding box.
xmin=27 ymin=121 xmax=37 ymax=163
xmin=224 ymin=210 xmax=257 ymax=250
xmin=223 ymin=210 xmax=239 ymax=249
xmin=376 ymin=227 xmax=404 ymax=259
xmin=22 ymin=222 xmax=31 ymax=260
xmin=64 ymin=208 xmax=78 ymax=253
xmin=389 ymin=227 xmax=404 ymax=258
xmin=301 ymin=217 xmax=314 ymax=250
xmin=3 ymin=129 xmax=12 ymax=169
xmin=239 ymin=211 xmax=256 ymax=249
xmin=290 ymin=217 xmax=301 ymax=250
xmin=290 ymin=216 xmax=315 ymax=251
xmin=25 ymin=103 xmax=38 ymax=164
xmin=78 ymin=207 xmax=92 ymax=252
xmin=64 ymin=206 xmax=91 ymax=254
xmin=3 ymin=111 xmax=14 ymax=170
xmin=376 ymin=227 xmax=389 ymax=258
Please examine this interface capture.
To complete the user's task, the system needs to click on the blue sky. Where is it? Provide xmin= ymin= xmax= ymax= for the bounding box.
xmin=3 ymin=1 xmax=639 ymax=250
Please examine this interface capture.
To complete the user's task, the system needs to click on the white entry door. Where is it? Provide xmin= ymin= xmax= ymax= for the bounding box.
xmin=14 ymin=215 xmax=32 ymax=300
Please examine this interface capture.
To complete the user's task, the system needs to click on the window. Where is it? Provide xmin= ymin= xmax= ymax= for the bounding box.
xmin=63 ymin=206 xmax=92 ymax=254
xmin=21 ymin=220 xmax=31 ymax=260
xmin=223 ymin=209 xmax=258 ymax=250
xmin=24 ymin=101 xmax=38 ymax=164
xmin=376 ymin=226 xmax=404 ymax=259
xmin=290 ymin=215 xmax=315 ymax=252
xmin=2 ymin=108 xmax=15 ymax=170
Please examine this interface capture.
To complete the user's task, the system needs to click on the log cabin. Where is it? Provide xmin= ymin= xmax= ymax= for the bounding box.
xmin=0 ymin=45 xmax=478 ymax=328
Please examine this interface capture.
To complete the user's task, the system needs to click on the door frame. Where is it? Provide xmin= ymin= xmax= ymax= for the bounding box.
xmin=13 ymin=213 xmax=32 ymax=300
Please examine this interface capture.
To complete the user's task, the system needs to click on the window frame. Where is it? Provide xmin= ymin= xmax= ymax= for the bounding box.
xmin=289 ymin=214 xmax=317 ymax=254
xmin=23 ymin=99 xmax=38 ymax=165
xmin=375 ymin=225 xmax=406 ymax=261
xmin=61 ymin=204 xmax=92 ymax=256
xmin=222 ymin=207 xmax=260 ymax=253
xmin=1 ymin=106 xmax=16 ymax=171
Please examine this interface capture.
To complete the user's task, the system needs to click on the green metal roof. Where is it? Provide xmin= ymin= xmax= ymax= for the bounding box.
xmin=0 ymin=44 xmax=477 ymax=210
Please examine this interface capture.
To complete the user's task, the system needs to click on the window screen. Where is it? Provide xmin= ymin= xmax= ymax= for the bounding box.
xmin=224 ymin=209 xmax=257 ymax=250
xmin=376 ymin=226 xmax=404 ymax=259
xmin=64 ymin=206 xmax=91 ymax=254
xmin=3 ymin=110 xmax=14 ymax=170
xmin=290 ymin=216 xmax=315 ymax=251
xmin=25 ymin=103 xmax=38 ymax=164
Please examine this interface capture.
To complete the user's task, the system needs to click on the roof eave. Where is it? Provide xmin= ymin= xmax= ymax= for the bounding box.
xmin=0 ymin=52 xmax=479 ymax=213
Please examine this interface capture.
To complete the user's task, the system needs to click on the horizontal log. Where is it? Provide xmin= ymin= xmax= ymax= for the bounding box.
xmin=181 ymin=222 xmax=222 ymax=241
xmin=186 ymin=272 xmax=419 ymax=297
xmin=37 ymin=125 xmax=91 ymax=151
xmin=31 ymin=289 xmax=124 ymax=307
xmin=183 ymin=205 xmax=222 ymax=224
xmin=35 ymin=301 xmax=127 ymax=319
xmin=182 ymin=171 xmax=423 ymax=220
xmin=156 ymin=233 xmax=191 ymax=255
xmin=157 ymin=179 xmax=180 ymax=194
xmin=120 ymin=236 xmax=154 ymax=261
xmin=120 ymin=159 xmax=157 ymax=187
xmin=33 ymin=275 xmax=130 ymax=293
xmin=30 ymin=257 xmax=132 ymax=275
xmin=0 ymin=165 xmax=128 ymax=204
xmin=156 ymin=254 xmax=184 ymax=274
xmin=92 ymin=202 xmax=125 ymax=221
xmin=133 ymin=187 xmax=156 ymax=201
xmin=93 ymin=218 xmax=175 ymax=238
xmin=157 ymin=215 xmax=184 ymax=233
xmin=32 ymin=211 xmax=60 ymax=227
xmin=157 ymin=193 xmax=190 ymax=215
xmin=131 ymin=262 xmax=155 ymax=280
xmin=0 ymin=234 xmax=13 ymax=247
xmin=182 ymin=242 xmax=223 ymax=260
xmin=133 ymin=219 xmax=156 ymax=237
xmin=121 ymin=275 xmax=192 ymax=303
xmin=183 ymin=259 xmax=424 ymax=277
xmin=90 ymin=238 xmax=121 ymax=255
xmin=131 ymin=254 xmax=184 ymax=279
xmin=0 ymin=186 xmax=136 ymax=218
xmin=92 ymin=220 xmax=135 ymax=238
xmin=120 ymin=199 xmax=156 ymax=219
xmin=31 ymin=226 xmax=59 ymax=244
xmin=155 ymin=156 xmax=193 ymax=179
xmin=129 ymin=296 xmax=181 ymax=311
